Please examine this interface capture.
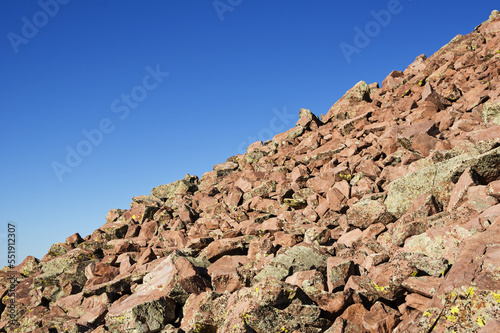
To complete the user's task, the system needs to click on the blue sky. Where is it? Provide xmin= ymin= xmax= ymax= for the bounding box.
xmin=0 ymin=0 xmax=498 ymax=268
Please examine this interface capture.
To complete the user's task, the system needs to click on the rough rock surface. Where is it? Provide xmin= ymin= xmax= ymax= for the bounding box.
xmin=2 ymin=11 xmax=500 ymax=333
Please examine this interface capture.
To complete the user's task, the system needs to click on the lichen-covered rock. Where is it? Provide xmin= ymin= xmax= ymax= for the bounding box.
xmin=385 ymin=146 xmax=500 ymax=218
xmin=3 ymin=11 xmax=500 ymax=333
xmin=254 ymin=244 xmax=327 ymax=282
xmin=482 ymin=98 xmax=500 ymax=125
xmin=347 ymin=198 xmax=395 ymax=229
xmin=151 ymin=179 xmax=197 ymax=200
xmin=182 ymin=278 xmax=329 ymax=333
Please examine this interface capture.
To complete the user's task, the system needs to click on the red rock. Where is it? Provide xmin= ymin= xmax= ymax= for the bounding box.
xmin=54 ymin=293 xmax=84 ymax=317
xmin=199 ymin=236 xmax=248 ymax=262
xmin=462 ymin=83 xmax=489 ymax=111
xmin=382 ymin=70 xmax=405 ymax=91
xmin=85 ymin=262 xmax=119 ymax=282
xmin=410 ymin=132 xmax=440 ymax=157
xmin=137 ymin=220 xmax=158 ymax=239
xmin=122 ymin=204 xmax=158 ymax=223
xmin=6 ymin=12 xmax=500 ymax=331
xmin=362 ymin=301 xmax=400 ymax=333
xmin=256 ymin=217 xmax=284 ymax=233
xmin=136 ymin=247 xmax=157 ymax=266
xmin=339 ymin=303 xmax=370 ymax=333
xmin=106 ymin=208 xmax=127 ymax=223
xmin=224 ymin=187 xmax=243 ymax=209
xmin=306 ymin=289 xmax=351 ymax=316
xmin=304 ymin=226 xmax=330 ymax=244
xmin=421 ymin=82 xmax=447 ymax=110
xmin=395 ymin=96 xmax=417 ymax=113
xmin=355 ymin=158 xmax=381 ymax=180
xmin=306 ymin=176 xmax=335 ymax=195
xmin=296 ymin=108 xmax=321 ymax=129
xmin=362 ymin=223 xmax=386 ymax=241
xmin=207 ymin=255 xmax=248 ymax=292
xmin=290 ymin=164 xmax=310 ymax=183
xmin=77 ymin=294 xmax=110 ymax=326
xmin=405 ymin=293 xmax=431 ymax=312
xmin=65 ymin=233 xmax=83 ymax=247
xmin=402 ymin=276 xmax=442 ymax=298
xmin=447 ymin=166 xmax=479 ymax=211
xmin=15 ymin=255 xmax=40 ymax=277
xmin=326 ymin=187 xmax=347 ymax=212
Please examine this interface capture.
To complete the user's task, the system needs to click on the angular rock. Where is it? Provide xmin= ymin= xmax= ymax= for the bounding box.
xmin=347 ymin=198 xmax=395 ymax=229
xmin=327 ymin=257 xmax=355 ymax=292
xmin=385 ymin=146 xmax=500 ymax=218
xmin=254 ymin=244 xmax=327 ymax=282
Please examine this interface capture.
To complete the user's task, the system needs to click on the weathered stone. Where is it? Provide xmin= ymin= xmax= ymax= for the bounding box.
xmin=254 ymin=244 xmax=327 ymax=282
xmin=327 ymin=257 xmax=355 ymax=292
xmin=385 ymin=146 xmax=500 ymax=218
xmin=151 ymin=179 xmax=197 ymax=200
xmin=362 ymin=301 xmax=400 ymax=332
xmin=207 ymin=255 xmax=247 ymax=293
xmin=347 ymin=198 xmax=395 ymax=229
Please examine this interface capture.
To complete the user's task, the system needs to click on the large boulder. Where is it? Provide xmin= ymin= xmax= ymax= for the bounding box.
xmin=385 ymin=146 xmax=500 ymax=218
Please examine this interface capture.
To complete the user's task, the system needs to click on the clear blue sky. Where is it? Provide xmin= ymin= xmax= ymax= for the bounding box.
xmin=1 ymin=0 xmax=497 ymax=268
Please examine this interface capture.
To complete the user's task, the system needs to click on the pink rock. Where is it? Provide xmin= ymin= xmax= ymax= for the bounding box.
xmin=488 ymin=180 xmax=500 ymax=199
xmin=337 ymin=228 xmax=363 ymax=248
xmin=479 ymin=203 xmax=500 ymax=225
xmin=465 ymin=185 xmax=498 ymax=212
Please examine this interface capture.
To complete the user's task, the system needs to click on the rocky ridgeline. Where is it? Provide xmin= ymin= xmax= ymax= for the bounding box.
xmin=2 ymin=11 xmax=500 ymax=333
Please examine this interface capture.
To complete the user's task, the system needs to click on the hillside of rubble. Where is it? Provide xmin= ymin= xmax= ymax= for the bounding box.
xmin=2 ymin=10 xmax=500 ymax=333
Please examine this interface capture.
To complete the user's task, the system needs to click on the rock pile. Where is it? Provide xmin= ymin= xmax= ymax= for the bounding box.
xmin=2 ymin=10 xmax=500 ymax=333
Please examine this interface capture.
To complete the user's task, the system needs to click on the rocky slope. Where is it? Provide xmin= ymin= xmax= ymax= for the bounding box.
xmin=2 ymin=10 xmax=500 ymax=333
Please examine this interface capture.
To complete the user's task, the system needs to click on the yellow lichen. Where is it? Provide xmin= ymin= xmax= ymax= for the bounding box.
xmin=423 ymin=311 xmax=432 ymax=317
xmin=371 ymin=282 xmax=388 ymax=293
xmin=466 ymin=286 xmax=475 ymax=297
xmin=450 ymin=306 xmax=459 ymax=314
xmin=476 ymin=316 xmax=485 ymax=327
xmin=447 ymin=315 xmax=457 ymax=322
